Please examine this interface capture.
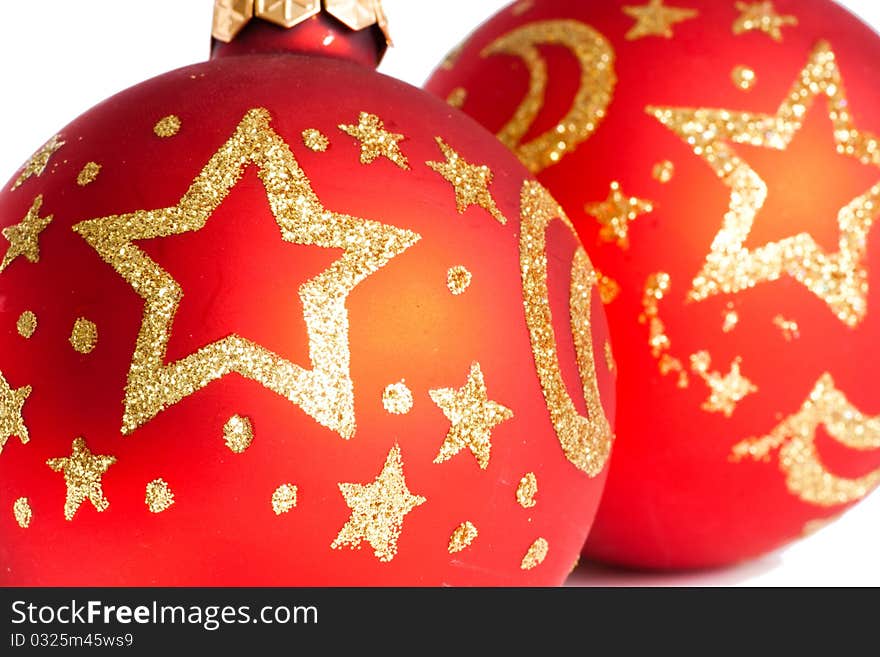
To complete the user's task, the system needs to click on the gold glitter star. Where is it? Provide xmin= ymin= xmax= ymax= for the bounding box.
xmin=331 ymin=444 xmax=425 ymax=562
xmin=0 ymin=370 xmax=31 ymax=454
xmin=46 ymin=437 xmax=116 ymax=521
xmin=1 ymin=195 xmax=53 ymax=274
xmin=649 ymin=42 xmax=880 ymax=327
xmin=73 ymin=109 xmax=420 ymax=437
xmin=429 ymin=362 xmax=513 ymax=469
xmin=584 ymin=181 xmax=654 ymax=248
xmin=427 ymin=137 xmax=509 ymax=225
xmin=622 ymin=0 xmax=698 ymax=40
xmin=338 ymin=112 xmax=409 ymax=169
xmin=12 ymin=135 xmax=64 ymax=190
xmin=733 ymin=1 xmax=797 ymax=41
xmin=689 ymin=351 xmax=757 ymax=417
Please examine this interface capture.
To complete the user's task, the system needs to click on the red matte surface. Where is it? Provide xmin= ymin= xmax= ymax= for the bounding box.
xmin=0 ymin=52 xmax=614 ymax=585
xmin=426 ymin=0 xmax=880 ymax=569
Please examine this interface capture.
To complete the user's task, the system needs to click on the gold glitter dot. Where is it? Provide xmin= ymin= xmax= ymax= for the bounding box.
xmin=272 ymin=484 xmax=298 ymax=515
xmin=16 ymin=311 xmax=37 ymax=338
xmin=731 ymin=65 xmax=757 ymax=91
xmin=596 ymin=270 xmax=620 ymax=304
xmin=604 ymin=341 xmax=616 ymax=374
xmin=481 ymin=21 xmax=615 ymax=173
xmin=382 ymin=381 xmax=413 ymax=415
xmin=722 ymin=303 xmax=739 ymax=333
xmin=773 ymin=314 xmax=800 ymax=341
xmin=447 ymin=521 xmax=478 ymax=554
xmin=446 ymin=87 xmax=467 ymax=109
xmin=223 ymin=414 xmax=254 ymax=453
xmin=69 ymin=317 xmax=97 ymax=354
xmin=154 ymin=115 xmax=181 ymax=137
xmin=145 ymin=478 xmax=174 ymax=513
xmin=446 ymin=265 xmax=472 ymax=295
xmin=652 ymin=160 xmax=675 ymax=183
xmin=13 ymin=497 xmax=31 ymax=528
xmin=520 ymin=537 xmax=549 ymax=570
xmin=516 ymin=472 xmax=538 ymax=508
xmin=302 ymin=129 xmax=329 ymax=152
xmin=76 ymin=161 xmax=101 ymax=186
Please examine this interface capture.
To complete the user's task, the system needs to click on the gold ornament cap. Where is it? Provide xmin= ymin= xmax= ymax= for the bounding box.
xmin=213 ymin=0 xmax=391 ymax=44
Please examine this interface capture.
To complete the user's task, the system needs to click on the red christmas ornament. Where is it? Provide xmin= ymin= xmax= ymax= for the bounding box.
xmin=426 ymin=0 xmax=880 ymax=569
xmin=0 ymin=3 xmax=615 ymax=585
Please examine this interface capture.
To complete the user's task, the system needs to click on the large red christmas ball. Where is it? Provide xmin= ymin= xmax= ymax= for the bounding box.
xmin=0 ymin=17 xmax=615 ymax=585
xmin=427 ymin=0 xmax=880 ymax=569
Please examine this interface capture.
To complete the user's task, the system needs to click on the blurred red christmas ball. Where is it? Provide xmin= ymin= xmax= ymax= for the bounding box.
xmin=0 ymin=11 xmax=615 ymax=585
xmin=427 ymin=0 xmax=880 ymax=568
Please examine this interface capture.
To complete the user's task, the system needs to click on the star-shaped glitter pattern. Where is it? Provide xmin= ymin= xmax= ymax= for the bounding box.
xmin=331 ymin=444 xmax=426 ymax=562
xmin=427 ymin=137 xmax=509 ymax=225
xmin=429 ymin=362 xmax=514 ymax=470
xmin=732 ymin=1 xmax=797 ymax=41
xmin=0 ymin=370 xmax=31 ymax=454
xmin=622 ymin=0 xmax=698 ymax=40
xmin=690 ymin=351 xmax=757 ymax=417
xmin=11 ymin=135 xmax=64 ymax=190
xmin=584 ymin=181 xmax=654 ymax=248
xmin=46 ymin=437 xmax=116 ymax=521
xmin=649 ymin=42 xmax=880 ymax=327
xmin=338 ymin=112 xmax=409 ymax=169
xmin=1 ymin=195 xmax=53 ymax=274
xmin=73 ymin=108 xmax=420 ymax=437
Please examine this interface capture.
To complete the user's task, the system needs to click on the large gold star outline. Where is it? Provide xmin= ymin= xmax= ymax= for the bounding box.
xmin=73 ymin=108 xmax=421 ymax=437
xmin=649 ymin=42 xmax=880 ymax=327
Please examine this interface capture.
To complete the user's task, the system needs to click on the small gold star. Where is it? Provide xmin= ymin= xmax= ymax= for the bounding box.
xmin=12 ymin=135 xmax=64 ymax=190
xmin=733 ymin=1 xmax=797 ymax=41
xmin=427 ymin=137 xmax=508 ymax=225
xmin=46 ymin=437 xmax=116 ymax=521
xmin=338 ymin=111 xmax=409 ymax=169
xmin=622 ymin=0 xmax=698 ymax=40
xmin=0 ymin=370 xmax=31 ymax=454
xmin=1 ymin=195 xmax=53 ymax=274
xmin=585 ymin=181 xmax=654 ymax=248
xmin=331 ymin=444 xmax=425 ymax=562
xmin=690 ymin=351 xmax=757 ymax=417
xmin=430 ymin=362 xmax=514 ymax=469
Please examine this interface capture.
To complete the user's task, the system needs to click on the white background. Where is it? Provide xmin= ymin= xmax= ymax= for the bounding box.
xmin=1 ymin=1 xmax=878 ymax=586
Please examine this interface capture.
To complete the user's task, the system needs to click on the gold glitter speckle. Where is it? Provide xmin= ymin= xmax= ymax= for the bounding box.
xmin=640 ymin=272 xmax=688 ymax=387
xmin=154 ymin=115 xmax=181 ymax=137
xmin=773 ymin=314 xmax=800 ymax=341
xmin=430 ymin=362 xmax=513 ymax=470
xmin=722 ymin=303 xmax=739 ymax=333
xmin=76 ymin=161 xmax=101 ymax=186
xmin=338 ymin=111 xmax=409 ymax=169
xmin=511 ymin=0 xmax=534 ymax=15
xmin=520 ymin=537 xmax=549 ymax=570
xmin=73 ymin=108 xmax=420 ymax=437
xmin=382 ymin=381 xmax=413 ymax=415
xmin=585 ymin=181 xmax=653 ymax=248
xmin=427 ymin=137 xmax=508 ymax=225
xmin=13 ymin=497 xmax=31 ymax=528
xmin=302 ymin=129 xmax=329 ymax=152
xmin=732 ymin=65 xmax=757 ymax=91
xmin=223 ymin=414 xmax=254 ymax=453
xmin=650 ymin=42 xmax=880 ymax=328
xmin=12 ymin=135 xmax=64 ymax=190
xmin=604 ymin=340 xmax=616 ymax=374
xmin=447 ymin=520 xmax=478 ymax=553
xmin=0 ymin=370 xmax=31 ymax=454
xmin=145 ymin=478 xmax=174 ymax=513
xmin=516 ymin=472 xmax=538 ymax=508
xmin=596 ymin=271 xmax=620 ymax=304
xmin=17 ymin=311 xmax=37 ymax=338
xmin=481 ymin=21 xmax=615 ymax=173
xmin=652 ymin=160 xmax=675 ymax=183
xmin=446 ymin=87 xmax=468 ymax=109
xmin=520 ymin=182 xmax=614 ymax=475
xmin=46 ymin=437 xmax=116 ymax=521
xmin=1 ymin=195 xmax=53 ymax=274
xmin=622 ymin=0 xmax=698 ymax=41
xmin=732 ymin=373 xmax=880 ymax=507
xmin=332 ymin=444 xmax=425 ymax=562
xmin=446 ymin=265 xmax=472 ymax=295
xmin=690 ymin=351 xmax=757 ymax=417
xmin=733 ymin=1 xmax=797 ymax=41
xmin=69 ymin=317 xmax=97 ymax=354
xmin=272 ymin=484 xmax=298 ymax=515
